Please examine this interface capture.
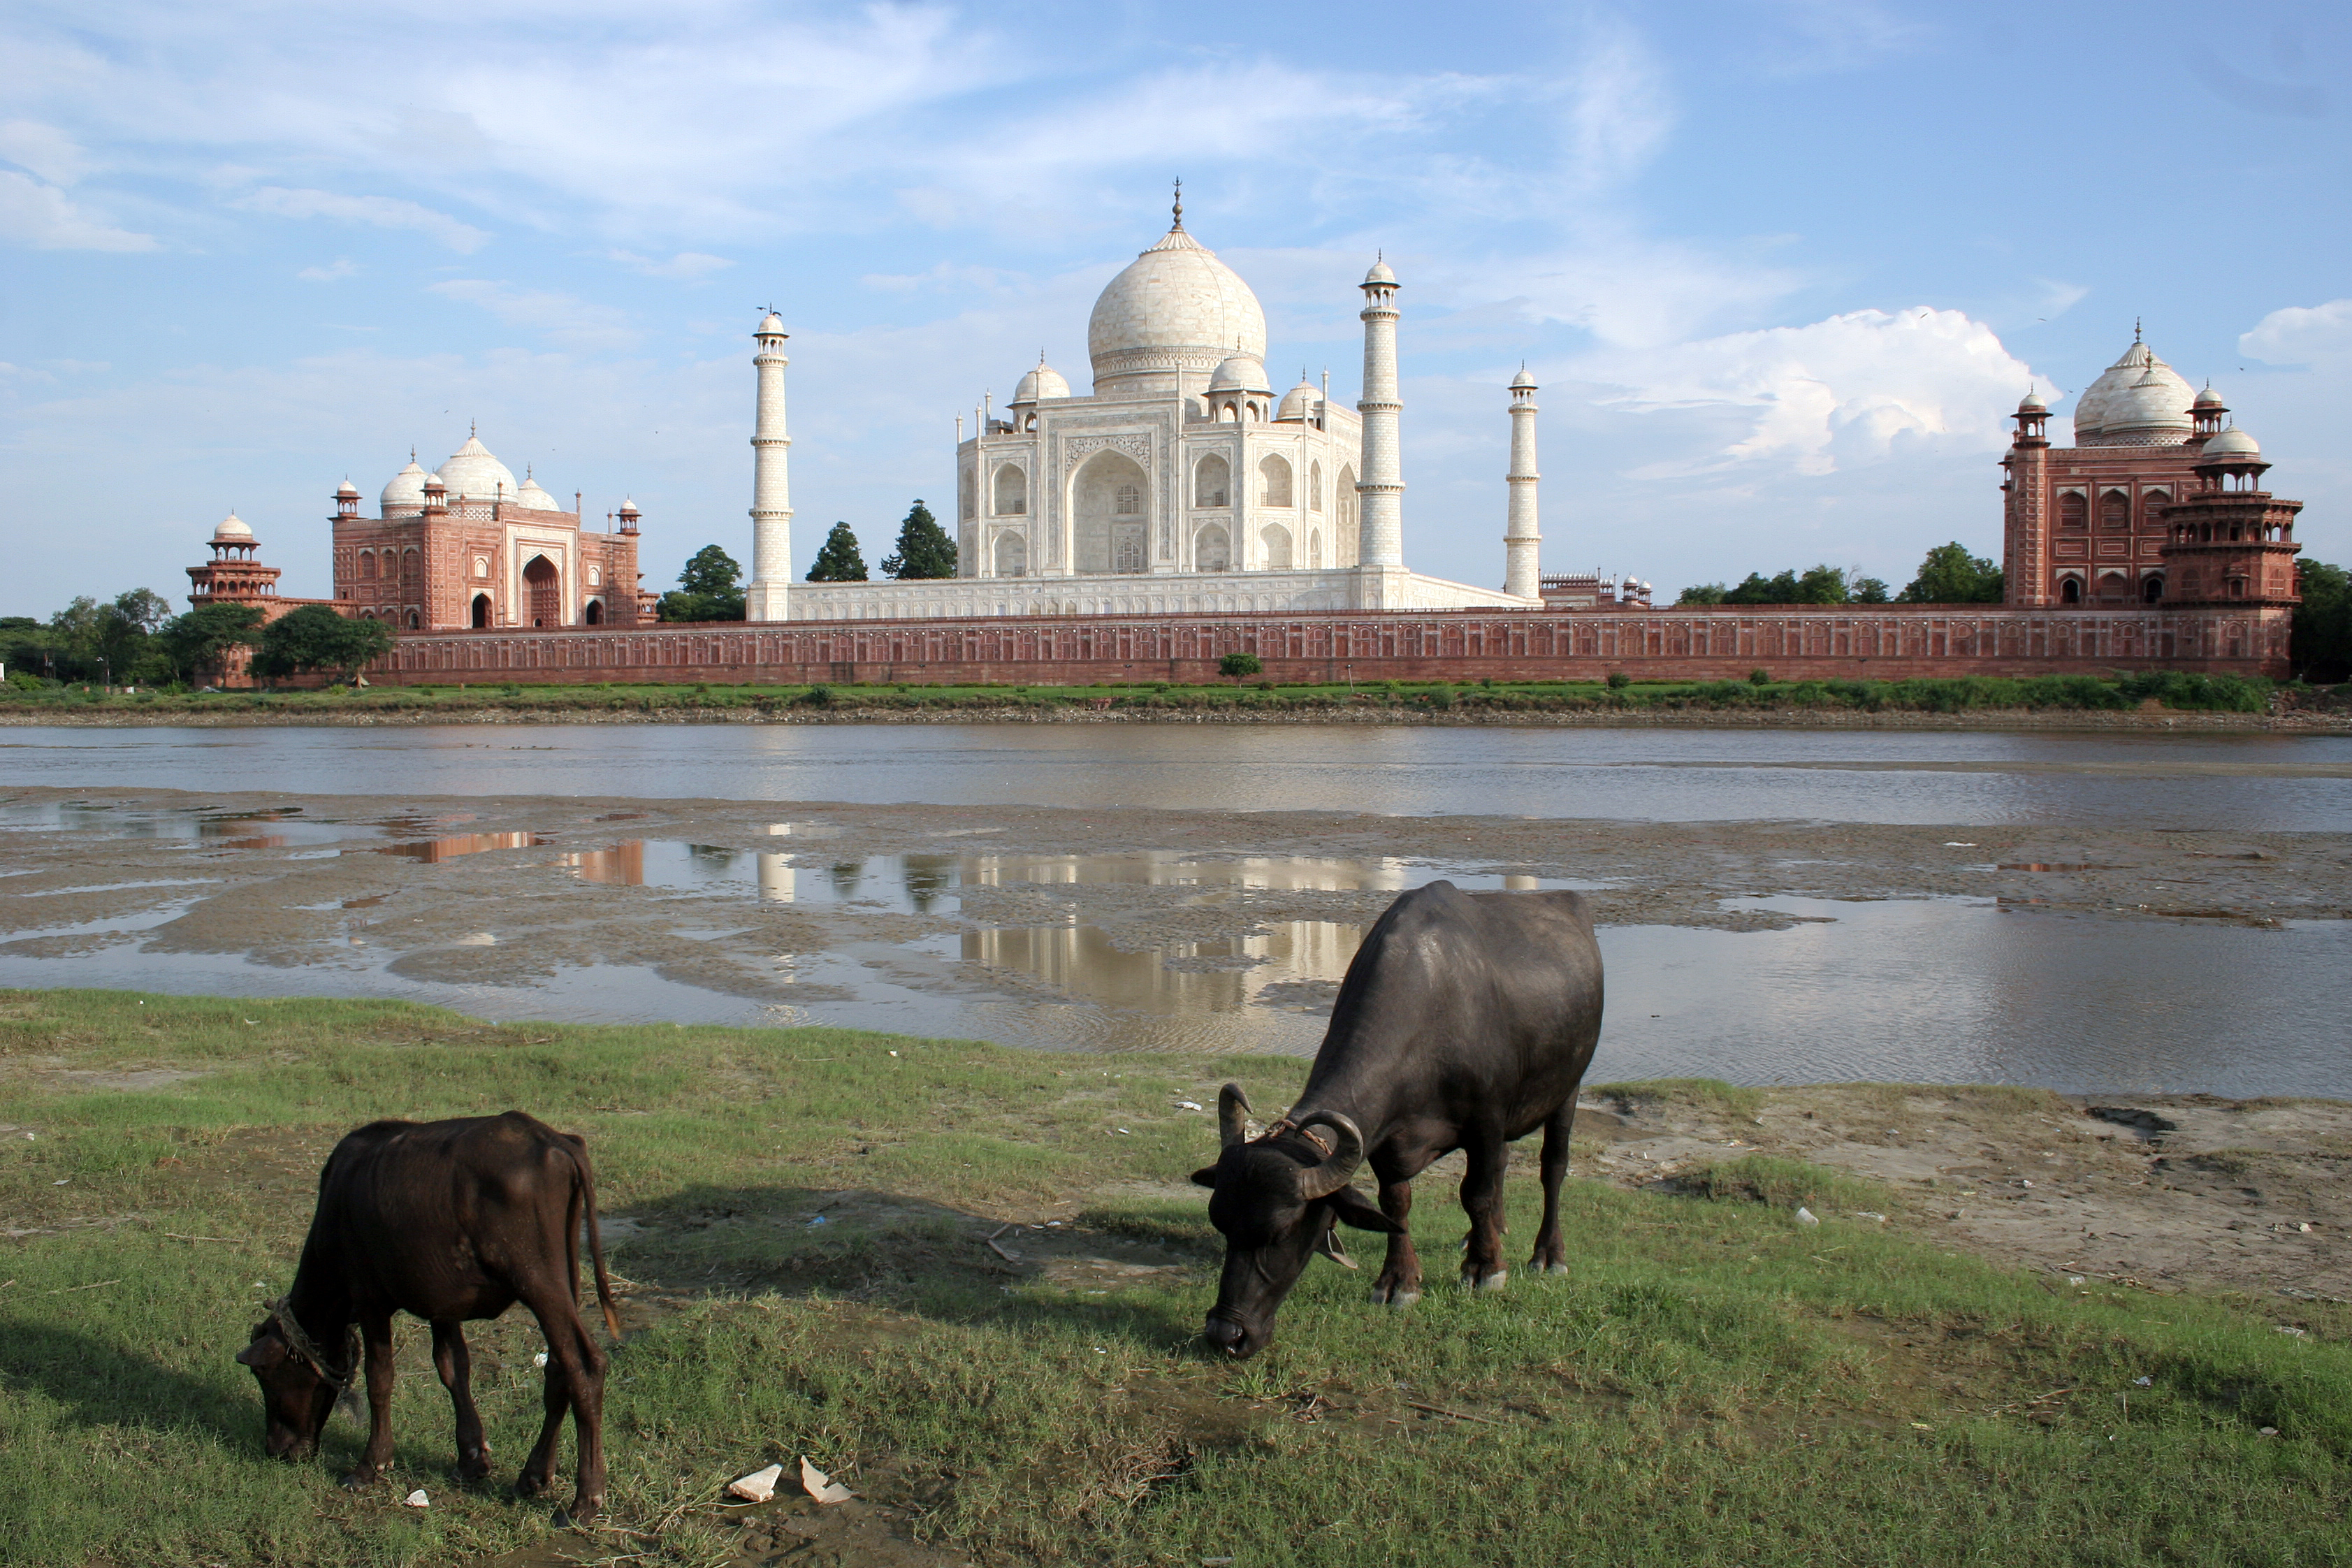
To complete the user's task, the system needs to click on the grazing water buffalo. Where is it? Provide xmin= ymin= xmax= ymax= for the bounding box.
xmin=1191 ymin=883 xmax=1604 ymax=1358
xmin=238 ymin=1111 xmax=623 ymax=1516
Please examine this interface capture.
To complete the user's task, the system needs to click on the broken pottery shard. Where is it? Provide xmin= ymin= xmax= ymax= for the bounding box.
xmin=728 ymin=1463 xmax=784 ymax=1503
xmin=402 ymin=1490 xmax=429 ymax=1508
xmin=1794 ymin=1206 xmax=1820 ymax=1226
xmin=800 ymin=1456 xmax=854 ymax=1505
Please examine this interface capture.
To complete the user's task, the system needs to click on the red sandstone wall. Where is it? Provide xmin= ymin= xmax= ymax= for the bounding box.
xmin=367 ymin=604 xmax=2294 ymax=687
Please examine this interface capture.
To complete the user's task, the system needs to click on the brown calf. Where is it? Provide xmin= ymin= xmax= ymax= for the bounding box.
xmin=238 ymin=1111 xmax=623 ymax=1516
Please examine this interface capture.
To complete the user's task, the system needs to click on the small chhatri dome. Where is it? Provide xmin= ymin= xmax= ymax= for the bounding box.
xmin=617 ymin=495 xmax=641 ymax=521
xmin=1363 ymin=256 xmax=1398 ymax=286
xmin=334 ymin=479 xmax=359 ymax=500
xmin=437 ymin=433 xmax=519 ymax=502
xmin=212 ymin=511 xmax=254 ymax=542
xmin=1012 ymin=354 xmax=1070 ymax=403
xmin=1276 ymin=370 xmax=1319 ymax=421
xmin=756 ymin=311 xmax=787 ymax=337
xmin=2201 ymin=426 xmax=2262 ymax=460
xmin=381 ymin=455 xmax=428 ymax=511
xmin=2018 ymin=387 xmax=2047 ymax=413
xmin=1208 ymin=350 xmax=1270 ymax=393
xmin=2194 ymin=383 xmax=2226 ymax=408
xmin=515 ymin=465 xmax=559 ymax=511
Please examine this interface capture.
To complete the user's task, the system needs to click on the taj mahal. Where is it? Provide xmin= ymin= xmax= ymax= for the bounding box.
xmin=755 ymin=192 xmax=1556 ymax=623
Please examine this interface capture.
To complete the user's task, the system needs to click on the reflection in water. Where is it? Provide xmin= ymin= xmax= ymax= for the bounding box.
xmin=373 ymin=832 xmax=549 ymax=863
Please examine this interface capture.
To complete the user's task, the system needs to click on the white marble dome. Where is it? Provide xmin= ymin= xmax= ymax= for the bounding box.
xmin=757 ymin=312 xmax=787 ymax=337
xmin=2200 ymin=426 xmax=2262 ymax=461
xmin=381 ymin=456 xmax=428 ymax=512
xmin=1208 ymin=351 xmax=1270 ymax=393
xmin=212 ymin=511 xmax=253 ymax=542
xmin=1510 ymin=366 xmax=1538 ymax=391
xmin=515 ymin=468 xmax=559 ymax=511
xmin=2073 ymin=340 xmax=2193 ymax=446
xmin=1277 ymin=373 xmax=1319 ymax=421
xmin=1087 ymin=222 xmax=1267 ymax=390
xmin=437 ymin=433 xmax=520 ymax=502
xmin=1012 ymin=359 xmax=1070 ymax=402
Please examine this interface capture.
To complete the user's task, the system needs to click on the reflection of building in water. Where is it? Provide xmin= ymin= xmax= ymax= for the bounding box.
xmin=964 ymin=917 xmax=1367 ymax=1018
xmin=562 ymin=842 xmax=646 ymax=885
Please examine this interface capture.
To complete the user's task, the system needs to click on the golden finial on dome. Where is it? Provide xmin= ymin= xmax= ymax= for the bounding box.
xmin=1172 ymin=177 xmax=1183 ymax=230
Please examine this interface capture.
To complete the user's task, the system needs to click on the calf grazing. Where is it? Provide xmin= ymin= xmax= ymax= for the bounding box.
xmin=238 ymin=1111 xmax=623 ymax=1516
xmin=1192 ymin=883 xmax=1604 ymax=1358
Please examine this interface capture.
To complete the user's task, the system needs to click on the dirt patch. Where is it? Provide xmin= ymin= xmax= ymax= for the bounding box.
xmin=1581 ymin=1085 xmax=2352 ymax=1301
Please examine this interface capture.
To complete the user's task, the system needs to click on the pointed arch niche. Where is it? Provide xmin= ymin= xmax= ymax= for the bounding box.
xmin=1073 ymin=449 xmax=1150 ymax=574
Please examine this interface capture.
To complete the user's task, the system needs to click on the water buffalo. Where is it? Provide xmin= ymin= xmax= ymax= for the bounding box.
xmin=237 ymin=1111 xmax=623 ymax=1516
xmin=1191 ymin=882 xmax=1604 ymax=1358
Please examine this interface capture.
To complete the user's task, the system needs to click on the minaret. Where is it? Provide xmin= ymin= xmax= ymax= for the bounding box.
xmin=2000 ymin=387 xmax=2052 ymax=607
xmin=1354 ymin=256 xmax=1404 ymax=570
xmin=745 ymin=311 xmax=793 ymax=622
xmin=1504 ymin=365 xmax=1541 ymax=599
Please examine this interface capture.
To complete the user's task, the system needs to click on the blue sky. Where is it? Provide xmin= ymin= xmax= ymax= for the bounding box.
xmin=3 ymin=0 xmax=2347 ymax=614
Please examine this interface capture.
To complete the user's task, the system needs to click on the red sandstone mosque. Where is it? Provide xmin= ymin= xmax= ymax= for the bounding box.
xmin=182 ymin=215 xmax=2303 ymax=684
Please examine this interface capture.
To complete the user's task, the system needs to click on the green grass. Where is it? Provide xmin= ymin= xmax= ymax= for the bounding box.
xmin=2 ymin=991 xmax=2346 ymax=1566
xmin=0 ymin=669 xmax=2278 ymax=718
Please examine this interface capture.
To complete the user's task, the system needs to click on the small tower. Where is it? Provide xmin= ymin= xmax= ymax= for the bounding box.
xmin=618 ymin=497 xmax=641 ymax=534
xmin=745 ymin=310 xmax=793 ymax=623
xmin=1355 ymin=256 xmax=1404 ymax=572
xmin=2160 ymin=428 xmax=2302 ymax=608
xmin=333 ymin=481 xmax=360 ymax=520
xmin=2192 ymin=383 xmax=2228 ymax=441
xmin=1504 ymin=367 xmax=1541 ymax=600
xmin=2000 ymin=388 xmax=2053 ymax=607
xmin=421 ymin=472 xmax=448 ymax=518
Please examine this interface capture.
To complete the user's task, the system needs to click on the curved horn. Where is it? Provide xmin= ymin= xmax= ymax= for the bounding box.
xmin=1291 ymin=1110 xmax=1365 ymax=1200
xmin=1217 ymin=1083 xmax=1254 ymax=1147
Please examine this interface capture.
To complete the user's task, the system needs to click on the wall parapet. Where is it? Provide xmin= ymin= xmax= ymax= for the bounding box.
xmin=370 ymin=602 xmax=2294 ymax=687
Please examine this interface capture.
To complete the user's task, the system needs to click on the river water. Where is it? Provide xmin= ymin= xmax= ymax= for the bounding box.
xmin=4 ymin=723 xmax=2351 ymax=825
xmin=2 ymin=725 xmax=2347 ymax=1094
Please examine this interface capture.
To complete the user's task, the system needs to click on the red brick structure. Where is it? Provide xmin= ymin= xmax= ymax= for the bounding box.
xmin=2001 ymin=333 xmax=2300 ymax=611
xmin=183 ymin=512 xmax=344 ymax=685
xmin=332 ymin=434 xmax=644 ymax=632
xmin=368 ymin=600 xmax=2290 ymax=688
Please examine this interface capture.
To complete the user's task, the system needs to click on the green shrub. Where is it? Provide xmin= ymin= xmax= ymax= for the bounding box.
xmin=1748 ymin=668 xmax=1771 ymax=686
xmin=1605 ymin=671 xmax=1630 ymax=690
xmin=2116 ymin=669 xmax=2271 ymax=713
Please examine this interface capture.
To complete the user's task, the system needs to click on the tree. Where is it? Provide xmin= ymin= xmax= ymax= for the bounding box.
xmin=879 ymin=500 xmax=957 ymax=579
xmin=2292 ymin=559 xmax=2352 ymax=684
xmin=658 ymin=545 xmax=746 ymax=622
xmin=1899 ymin=542 xmax=2004 ymax=604
xmin=806 ymin=523 xmax=869 ymax=582
xmin=1850 ymin=576 xmax=1892 ymax=604
xmin=97 ymin=588 xmax=173 ymax=683
xmin=1676 ymin=582 xmax=1727 ymax=605
xmin=156 ymin=602 xmax=264 ymax=685
xmin=1219 ymin=651 xmax=1262 ymax=685
xmin=250 ymin=604 xmax=393 ymax=681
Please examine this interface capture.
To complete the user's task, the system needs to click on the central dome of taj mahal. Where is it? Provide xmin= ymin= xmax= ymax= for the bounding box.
xmin=1087 ymin=206 xmax=1266 ymax=394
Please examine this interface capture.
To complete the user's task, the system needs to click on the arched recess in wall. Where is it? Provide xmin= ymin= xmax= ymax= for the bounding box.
xmin=1195 ymin=524 xmax=1232 ymax=572
xmin=1258 ymin=455 xmax=1293 ymax=507
xmin=1072 ymin=449 xmax=1149 ymax=574
xmin=1308 ymin=529 xmax=1323 ymax=567
xmin=407 ymin=610 xmax=419 ymax=629
xmin=1308 ymin=461 xmax=1323 ymax=514
xmin=959 ymin=466 xmax=976 ymax=521
xmin=2059 ymin=491 xmax=2087 ymax=529
xmin=993 ymin=463 xmax=1028 ymax=516
xmin=585 ymin=599 xmax=604 ymax=625
xmin=1336 ymin=464 xmax=1358 ymax=546
xmin=402 ymin=547 xmax=420 ymax=582
xmin=358 ymin=551 xmax=377 ymax=581
xmin=994 ymin=531 xmax=1028 ymax=578
xmin=2096 ymin=570 xmax=2128 ymax=601
xmin=1261 ymin=523 xmax=1293 ymax=569
xmin=1193 ymin=453 xmax=1230 ymax=509
xmin=523 ymin=555 xmax=560 ymax=627
xmin=2099 ymin=490 xmax=2130 ymax=529
xmin=2142 ymin=576 xmax=2164 ymax=603
xmin=472 ymin=594 xmax=492 ymax=627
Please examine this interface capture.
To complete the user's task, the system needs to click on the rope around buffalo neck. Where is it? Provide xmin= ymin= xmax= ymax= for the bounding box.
xmin=266 ymin=1296 xmax=356 ymax=1391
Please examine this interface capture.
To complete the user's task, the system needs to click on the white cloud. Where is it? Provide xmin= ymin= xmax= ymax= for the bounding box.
xmin=607 ymin=249 xmax=734 ymax=281
xmin=298 ymin=256 xmax=356 ymax=281
xmin=233 ymin=186 xmax=489 ymax=252
xmin=1567 ymin=306 xmax=2036 ymax=477
xmin=0 ymin=169 xmax=154 ymax=250
xmin=0 ymin=119 xmax=91 ymax=185
xmin=2240 ymin=300 xmax=2352 ymax=367
xmin=430 ymin=280 xmax=638 ymax=351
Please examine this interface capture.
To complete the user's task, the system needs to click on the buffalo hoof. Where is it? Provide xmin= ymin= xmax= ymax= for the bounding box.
xmin=1472 ymin=1269 xmax=1509 ymax=1293
xmin=339 ymin=1470 xmax=375 ymax=1493
xmin=1545 ymin=1262 xmax=1571 ymax=1276
xmin=1371 ymin=1282 xmax=1421 ymax=1309
xmin=515 ymin=1473 xmax=553 ymax=1500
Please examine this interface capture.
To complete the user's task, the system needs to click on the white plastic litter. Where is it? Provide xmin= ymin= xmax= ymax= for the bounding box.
xmin=1852 ymin=1212 xmax=1887 ymax=1224
xmin=1176 ymin=1101 xmax=1203 ymax=1111
xmin=800 ymin=1456 xmax=853 ymax=1505
xmin=1794 ymin=1207 xmax=1820 ymax=1226
xmin=2068 ymin=1275 xmax=2086 ymax=1286
xmin=533 ymin=1351 xmax=549 ymax=1368
xmin=2133 ymin=1376 xmax=2153 ymax=1386
xmin=727 ymin=1463 xmax=783 ymax=1504
xmin=402 ymin=1490 xmax=429 ymax=1508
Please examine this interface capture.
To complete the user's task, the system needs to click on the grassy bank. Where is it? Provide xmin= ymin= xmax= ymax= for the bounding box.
xmin=2 ymin=990 xmax=2346 ymax=1567
xmin=0 ymin=668 xmax=2317 ymax=723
